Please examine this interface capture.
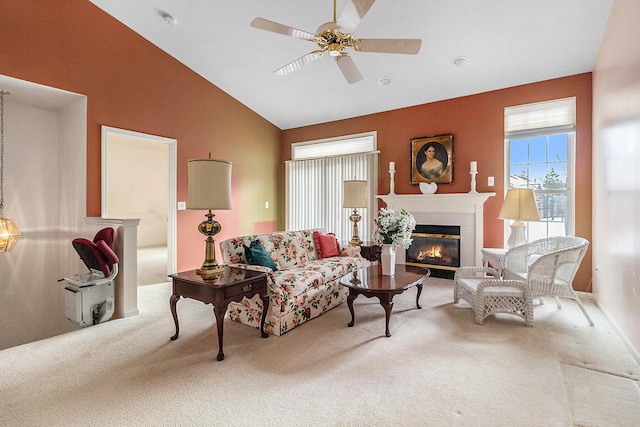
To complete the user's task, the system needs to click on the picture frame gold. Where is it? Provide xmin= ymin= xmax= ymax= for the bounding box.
xmin=411 ymin=134 xmax=454 ymax=184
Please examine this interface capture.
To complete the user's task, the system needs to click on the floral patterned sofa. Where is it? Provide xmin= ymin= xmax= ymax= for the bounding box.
xmin=219 ymin=229 xmax=370 ymax=336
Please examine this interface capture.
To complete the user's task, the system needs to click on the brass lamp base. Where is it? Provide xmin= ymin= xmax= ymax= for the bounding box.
xmin=349 ymin=237 xmax=362 ymax=246
xmin=349 ymin=209 xmax=362 ymax=246
xmin=196 ymin=265 xmax=225 ymax=280
xmin=196 ymin=210 xmax=225 ymax=280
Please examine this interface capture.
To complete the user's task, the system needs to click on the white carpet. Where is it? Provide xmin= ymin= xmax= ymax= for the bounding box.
xmin=1 ymin=277 xmax=639 ymax=426
xmin=137 ymin=246 xmax=169 ymax=286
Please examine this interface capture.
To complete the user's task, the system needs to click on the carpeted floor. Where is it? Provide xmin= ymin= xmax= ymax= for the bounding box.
xmin=137 ymin=245 xmax=169 ymax=286
xmin=1 ymin=276 xmax=639 ymax=426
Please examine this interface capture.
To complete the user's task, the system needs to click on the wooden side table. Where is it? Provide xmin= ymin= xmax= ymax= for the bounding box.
xmin=169 ymin=267 xmax=269 ymax=361
xmin=359 ymin=241 xmax=382 ymax=263
xmin=481 ymin=248 xmax=508 ymax=276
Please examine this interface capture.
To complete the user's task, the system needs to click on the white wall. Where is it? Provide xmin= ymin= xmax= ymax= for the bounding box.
xmin=106 ymin=134 xmax=169 ymax=248
xmin=58 ymin=98 xmax=89 ymax=276
xmin=0 ymin=78 xmax=90 ymax=350
xmin=592 ymin=0 xmax=640 ymax=355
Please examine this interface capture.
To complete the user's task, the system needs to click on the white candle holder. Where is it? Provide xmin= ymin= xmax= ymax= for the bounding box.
xmin=389 ymin=170 xmax=396 ymax=195
xmin=469 ymin=171 xmax=478 ymax=194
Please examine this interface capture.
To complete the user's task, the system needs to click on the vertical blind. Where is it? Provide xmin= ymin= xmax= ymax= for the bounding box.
xmin=286 ymin=152 xmax=378 ymax=243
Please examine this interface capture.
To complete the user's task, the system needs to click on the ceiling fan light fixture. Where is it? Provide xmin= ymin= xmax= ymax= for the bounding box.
xmin=328 ymin=43 xmax=343 ymax=56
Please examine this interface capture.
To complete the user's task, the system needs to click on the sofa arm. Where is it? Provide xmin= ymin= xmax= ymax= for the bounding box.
xmin=339 ymin=244 xmax=362 ymax=257
xmin=226 ymin=262 xmax=276 ymax=286
xmin=226 ymin=262 xmax=274 ymax=275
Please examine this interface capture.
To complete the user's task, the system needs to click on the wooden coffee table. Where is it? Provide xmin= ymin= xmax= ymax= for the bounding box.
xmin=169 ymin=267 xmax=269 ymax=361
xmin=339 ymin=264 xmax=430 ymax=337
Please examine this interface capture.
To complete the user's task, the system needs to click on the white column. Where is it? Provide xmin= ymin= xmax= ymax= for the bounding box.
xmin=86 ymin=217 xmax=141 ymax=318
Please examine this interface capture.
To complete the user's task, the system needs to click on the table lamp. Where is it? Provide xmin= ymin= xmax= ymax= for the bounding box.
xmin=187 ymin=157 xmax=232 ymax=279
xmin=343 ymin=180 xmax=367 ymax=245
xmin=498 ymin=188 xmax=541 ymax=248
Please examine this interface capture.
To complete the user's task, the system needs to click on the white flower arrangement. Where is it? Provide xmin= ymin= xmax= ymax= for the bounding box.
xmin=372 ymin=208 xmax=416 ymax=249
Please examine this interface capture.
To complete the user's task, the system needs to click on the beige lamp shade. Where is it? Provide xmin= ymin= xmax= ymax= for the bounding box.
xmin=498 ymin=188 xmax=541 ymax=221
xmin=187 ymin=159 xmax=232 ymax=210
xmin=343 ymin=180 xmax=367 ymax=208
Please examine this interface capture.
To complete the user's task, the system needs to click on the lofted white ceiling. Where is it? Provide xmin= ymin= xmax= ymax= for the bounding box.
xmin=88 ymin=0 xmax=614 ymax=130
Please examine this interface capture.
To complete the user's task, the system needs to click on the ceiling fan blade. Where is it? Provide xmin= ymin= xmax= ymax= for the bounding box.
xmin=335 ymin=0 xmax=376 ymax=34
xmin=274 ymin=51 xmax=324 ymax=76
xmin=357 ymin=39 xmax=422 ymax=55
xmin=251 ymin=18 xmax=317 ymax=41
xmin=335 ymin=55 xmax=363 ymax=84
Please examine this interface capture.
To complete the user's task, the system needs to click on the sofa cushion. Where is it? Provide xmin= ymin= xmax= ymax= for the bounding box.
xmin=244 ymin=240 xmax=278 ymax=271
xmin=304 ymin=257 xmax=365 ymax=281
xmin=273 ymin=256 xmax=368 ymax=297
xmin=220 ymin=235 xmax=280 ymax=267
xmin=273 ymin=268 xmax=325 ymax=297
xmin=313 ymin=231 xmax=340 ymax=258
xmin=268 ymin=230 xmax=315 ymax=269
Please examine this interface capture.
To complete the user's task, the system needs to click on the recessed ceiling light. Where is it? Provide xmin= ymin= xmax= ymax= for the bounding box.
xmin=378 ymin=76 xmax=392 ymax=86
xmin=452 ymin=56 xmax=468 ymax=67
xmin=161 ymin=12 xmax=177 ymax=26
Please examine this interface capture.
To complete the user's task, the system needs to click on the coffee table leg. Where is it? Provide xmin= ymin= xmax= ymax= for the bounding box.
xmin=347 ymin=292 xmax=357 ymax=327
xmin=260 ymin=293 xmax=269 ymax=338
xmin=381 ymin=299 xmax=394 ymax=337
xmin=170 ymin=294 xmax=180 ymax=340
xmin=213 ymin=305 xmax=226 ymax=361
xmin=415 ymin=283 xmax=423 ymax=309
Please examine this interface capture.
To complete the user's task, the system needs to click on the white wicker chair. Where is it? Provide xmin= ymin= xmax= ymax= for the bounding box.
xmin=454 ymin=266 xmax=533 ymax=326
xmin=503 ymin=236 xmax=593 ymax=326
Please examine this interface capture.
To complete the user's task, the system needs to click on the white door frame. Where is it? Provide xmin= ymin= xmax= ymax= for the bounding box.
xmin=101 ymin=126 xmax=177 ymax=276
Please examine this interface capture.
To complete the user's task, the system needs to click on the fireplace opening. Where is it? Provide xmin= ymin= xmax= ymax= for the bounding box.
xmin=406 ymin=224 xmax=460 ymax=279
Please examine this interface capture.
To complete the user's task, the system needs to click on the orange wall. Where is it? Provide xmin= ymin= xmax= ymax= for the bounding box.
xmin=1 ymin=0 xmax=281 ymax=271
xmin=283 ymin=74 xmax=593 ymax=290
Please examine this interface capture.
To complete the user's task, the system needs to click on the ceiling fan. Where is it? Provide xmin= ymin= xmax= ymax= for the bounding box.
xmin=251 ymin=0 xmax=422 ymax=84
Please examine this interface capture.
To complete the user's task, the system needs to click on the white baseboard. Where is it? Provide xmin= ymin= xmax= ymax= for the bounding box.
xmin=579 ymin=291 xmax=640 ymax=366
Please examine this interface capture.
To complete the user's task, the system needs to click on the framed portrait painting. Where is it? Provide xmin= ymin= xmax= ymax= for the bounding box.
xmin=410 ymin=134 xmax=453 ymax=184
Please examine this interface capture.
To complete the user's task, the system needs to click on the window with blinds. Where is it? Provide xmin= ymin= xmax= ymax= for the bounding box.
xmin=286 ymin=133 xmax=378 ymax=243
xmin=504 ymin=98 xmax=576 ymax=241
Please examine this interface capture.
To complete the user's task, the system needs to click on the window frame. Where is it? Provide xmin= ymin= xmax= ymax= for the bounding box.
xmin=286 ymin=132 xmax=378 ymax=243
xmin=503 ymin=98 xmax=576 ymax=245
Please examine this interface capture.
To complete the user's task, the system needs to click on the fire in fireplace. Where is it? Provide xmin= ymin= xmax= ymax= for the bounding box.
xmin=406 ymin=224 xmax=461 ymax=279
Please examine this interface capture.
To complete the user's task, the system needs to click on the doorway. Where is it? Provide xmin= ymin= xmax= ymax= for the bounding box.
xmin=101 ymin=126 xmax=177 ymax=285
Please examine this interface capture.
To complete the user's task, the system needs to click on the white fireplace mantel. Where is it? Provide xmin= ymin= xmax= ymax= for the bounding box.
xmin=377 ymin=193 xmax=495 ymax=214
xmin=376 ymin=192 xmax=496 ymax=267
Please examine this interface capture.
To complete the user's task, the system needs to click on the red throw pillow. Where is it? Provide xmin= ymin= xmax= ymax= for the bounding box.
xmin=313 ymin=231 xmax=340 ymax=258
